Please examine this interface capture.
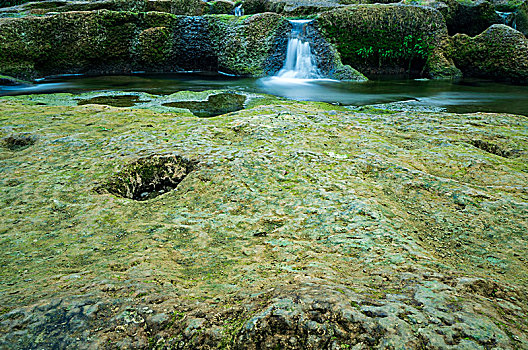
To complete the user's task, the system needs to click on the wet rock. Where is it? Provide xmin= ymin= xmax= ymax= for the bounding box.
xmin=0 ymin=74 xmax=30 ymax=86
xmin=163 ymin=92 xmax=247 ymax=117
xmin=453 ymin=24 xmax=528 ymax=82
xmin=305 ymin=20 xmax=367 ymax=81
xmin=0 ymin=11 xmax=289 ymax=79
xmin=316 ymin=4 xmax=458 ymax=78
xmin=0 ymin=93 xmax=527 ymax=348
xmin=207 ymin=12 xmax=290 ymax=76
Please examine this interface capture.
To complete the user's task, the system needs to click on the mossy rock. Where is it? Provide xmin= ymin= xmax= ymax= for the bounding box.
xmin=138 ymin=26 xmax=172 ymax=65
xmin=452 ymin=24 xmax=528 ymax=82
xmin=208 ymin=0 xmax=235 ymax=14
xmin=516 ymin=0 xmax=528 ymax=36
xmin=424 ymin=37 xmax=462 ymax=80
xmin=206 ymin=12 xmax=290 ymax=76
xmin=0 ymin=74 xmax=31 ymax=85
xmin=443 ymin=0 xmax=501 ymax=36
xmin=316 ymin=5 xmax=453 ymax=77
xmin=0 ymin=10 xmax=289 ymax=78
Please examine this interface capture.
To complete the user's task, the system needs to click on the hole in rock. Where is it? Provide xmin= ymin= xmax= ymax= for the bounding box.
xmin=1 ymin=133 xmax=38 ymax=151
xmin=77 ymin=95 xmax=141 ymax=108
xmin=102 ymin=155 xmax=197 ymax=201
xmin=163 ymin=92 xmax=246 ymax=117
xmin=468 ymin=139 xmax=518 ymax=158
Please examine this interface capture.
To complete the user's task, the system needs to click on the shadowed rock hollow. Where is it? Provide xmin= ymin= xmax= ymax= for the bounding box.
xmin=101 ymin=155 xmax=197 ymax=201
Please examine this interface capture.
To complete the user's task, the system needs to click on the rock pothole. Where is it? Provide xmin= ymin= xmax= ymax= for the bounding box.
xmin=101 ymin=155 xmax=196 ymax=201
xmin=1 ymin=133 xmax=38 ymax=151
xmin=468 ymin=139 xmax=517 ymax=158
xmin=77 ymin=95 xmax=142 ymax=108
xmin=163 ymin=92 xmax=246 ymax=117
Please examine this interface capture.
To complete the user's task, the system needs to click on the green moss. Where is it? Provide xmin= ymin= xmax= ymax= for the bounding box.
xmin=316 ymin=5 xmax=448 ymax=74
xmin=452 ymin=25 xmax=528 ymax=82
xmin=0 ymin=10 xmax=287 ymax=79
xmin=138 ymin=26 xmax=172 ymax=64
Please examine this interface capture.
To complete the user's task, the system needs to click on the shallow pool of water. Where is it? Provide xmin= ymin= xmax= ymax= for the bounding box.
xmin=2 ymin=72 xmax=528 ymax=116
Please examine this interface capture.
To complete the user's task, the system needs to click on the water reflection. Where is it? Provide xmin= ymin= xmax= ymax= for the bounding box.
xmin=1 ymin=73 xmax=528 ymax=116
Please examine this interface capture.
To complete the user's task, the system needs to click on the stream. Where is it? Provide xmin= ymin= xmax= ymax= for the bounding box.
xmin=2 ymin=73 xmax=528 ymax=116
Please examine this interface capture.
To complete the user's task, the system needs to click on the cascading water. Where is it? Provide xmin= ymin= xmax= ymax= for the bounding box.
xmin=234 ymin=4 xmax=243 ymax=16
xmin=259 ymin=19 xmax=333 ymax=99
xmin=275 ymin=20 xmax=322 ymax=80
xmin=496 ymin=11 xmax=517 ymax=30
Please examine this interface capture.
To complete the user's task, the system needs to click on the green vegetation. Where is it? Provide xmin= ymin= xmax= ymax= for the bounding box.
xmin=317 ymin=5 xmax=447 ymax=74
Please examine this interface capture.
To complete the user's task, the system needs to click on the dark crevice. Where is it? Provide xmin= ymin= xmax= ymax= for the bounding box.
xmin=100 ymin=155 xmax=197 ymax=201
xmin=468 ymin=139 xmax=518 ymax=158
xmin=1 ymin=133 xmax=38 ymax=151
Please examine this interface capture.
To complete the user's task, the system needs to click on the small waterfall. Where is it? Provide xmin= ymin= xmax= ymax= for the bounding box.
xmin=276 ymin=20 xmax=321 ymax=80
xmin=496 ymin=11 xmax=517 ymax=30
xmin=234 ymin=4 xmax=243 ymax=16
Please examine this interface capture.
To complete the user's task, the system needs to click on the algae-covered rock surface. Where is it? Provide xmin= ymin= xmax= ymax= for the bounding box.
xmin=0 ymin=11 xmax=289 ymax=79
xmin=316 ymin=4 xmax=460 ymax=78
xmin=0 ymin=91 xmax=527 ymax=349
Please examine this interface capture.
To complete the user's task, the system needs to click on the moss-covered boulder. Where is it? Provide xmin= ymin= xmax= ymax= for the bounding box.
xmin=206 ymin=13 xmax=289 ymax=76
xmin=316 ymin=5 xmax=460 ymax=78
xmin=516 ymin=0 xmax=528 ymax=36
xmin=302 ymin=21 xmax=367 ymax=80
xmin=424 ymin=37 xmax=463 ymax=80
xmin=147 ymin=0 xmax=208 ymax=15
xmin=0 ymin=10 xmax=289 ymax=79
xmin=0 ymin=74 xmax=30 ymax=86
xmin=403 ymin=0 xmax=501 ymax=36
xmin=208 ymin=0 xmax=235 ymax=14
xmin=443 ymin=0 xmax=500 ymax=36
xmin=241 ymin=0 xmax=284 ymax=14
xmin=452 ymin=24 xmax=528 ymax=82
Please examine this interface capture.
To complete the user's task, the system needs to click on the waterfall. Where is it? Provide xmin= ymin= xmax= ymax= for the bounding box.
xmin=496 ymin=11 xmax=517 ymax=30
xmin=234 ymin=4 xmax=243 ymax=16
xmin=276 ymin=20 xmax=321 ymax=80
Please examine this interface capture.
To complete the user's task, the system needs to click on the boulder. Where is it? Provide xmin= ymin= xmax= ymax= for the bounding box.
xmin=0 ymin=74 xmax=31 ymax=85
xmin=1 ymin=0 xmax=209 ymax=16
xmin=316 ymin=4 xmax=460 ymax=79
xmin=516 ymin=0 xmax=528 ymax=36
xmin=443 ymin=0 xmax=500 ymax=36
xmin=208 ymin=0 xmax=235 ymax=14
xmin=305 ymin=21 xmax=367 ymax=81
xmin=452 ymin=24 xmax=528 ymax=82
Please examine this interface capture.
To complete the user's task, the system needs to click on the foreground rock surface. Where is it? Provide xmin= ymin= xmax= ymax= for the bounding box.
xmin=0 ymin=91 xmax=527 ymax=348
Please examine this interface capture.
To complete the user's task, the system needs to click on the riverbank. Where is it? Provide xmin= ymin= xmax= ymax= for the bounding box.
xmin=1 ymin=91 xmax=527 ymax=348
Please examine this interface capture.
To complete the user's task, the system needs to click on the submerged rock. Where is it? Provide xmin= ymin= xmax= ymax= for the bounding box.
xmin=0 ymin=74 xmax=31 ymax=86
xmin=453 ymin=24 xmax=528 ymax=82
